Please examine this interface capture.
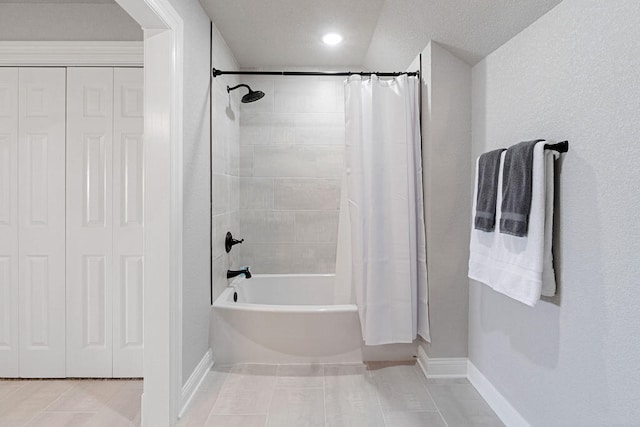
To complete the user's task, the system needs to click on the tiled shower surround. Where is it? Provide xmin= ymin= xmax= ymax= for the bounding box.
xmin=239 ymin=75 xmax=345 ymax=273
xmin=211 ymin=30 xmax=241 ymax=300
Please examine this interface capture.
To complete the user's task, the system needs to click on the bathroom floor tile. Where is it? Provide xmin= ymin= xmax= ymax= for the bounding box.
xmin=23 ymin=411 xmax=96 ymax=427
xmin=209 ymin=385 xmax=274 ymax=415
xmin=0 ymin=365 xmax=505 ymax=427
xmin=426 ymin=377 xmax=471 ymax=385
xmin=323 ymin=363 xmax=371 ymax=388
xmin=427 ymin=382 xmax=505 ymax=427
xmin=324 ymin=364 xmax=384 ymax=427
xmin=0 ymin=379 xmax=141 ymax=427
xmin=369 ymin=362 xmax=438 ymax=412
xmin=276 ymin=364 xmax=324 ymax=388
xmin=0 ymin=380 xmax=76 ymax=426
xmin=102 ymin=385 xmax=142 ymax=423
xmin=384 ymin=411 xmax=448 ymax=427
xmin=204 ymin=414 xmax=267 ymax=426
xmin=0 ymin=380 xmax=28 ymax=400
xmin=179 ymin=369 xmax=229 ymax=427
xmin=210 ymin=365 xmax=277 ymax=415
xmin=1 ymin=369 xmax=502 ymax=427
xmin=45 ymin=380 xmax=124 ymax=412
xmin=229 ymin=363 xmax=278 ymax=377
xmin=84 ymin=407 xmax=139 ymax=427
xmin=266 ymin=387 xmax=324 ymax=427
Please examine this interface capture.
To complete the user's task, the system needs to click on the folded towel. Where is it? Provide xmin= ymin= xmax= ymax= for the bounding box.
xmin=500 ymin=139 xmax=544 ymax=236
xmin=468 ymin=141 xmax=557 ymax=306
xmin=541 ymin=151 xmax=557 ymax=297
xmin=474 ymin=148 xmax=506 ymax=232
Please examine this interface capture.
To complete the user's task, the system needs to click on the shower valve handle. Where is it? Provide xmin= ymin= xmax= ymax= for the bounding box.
xmin=225 ymin=232 xmax=244 ymax=253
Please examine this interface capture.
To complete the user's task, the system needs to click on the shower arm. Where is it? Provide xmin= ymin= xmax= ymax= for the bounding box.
xmin=227 ymin=84 xmax=251 ymax=93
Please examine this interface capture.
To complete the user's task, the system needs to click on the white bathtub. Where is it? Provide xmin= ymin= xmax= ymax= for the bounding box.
xmin=211 ymin=274 xmax=416 ymax=364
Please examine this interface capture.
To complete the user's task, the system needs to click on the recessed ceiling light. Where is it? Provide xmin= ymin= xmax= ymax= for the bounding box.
xmin=322 ymin=33 xmax=343 ymax=46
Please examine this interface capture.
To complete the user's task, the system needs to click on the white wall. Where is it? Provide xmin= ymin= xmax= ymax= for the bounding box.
xmin=470 ymin=1 xmax=640 ymax=424
xmin=170 ymin=0 xmax=212 ymax=386
xmin=238 ymin=75 xmax=344 ymax=273
xmin=418 ymin=42 xmax=472 ymax=358
xmin=0 ymin=3 xmax=141 ymax=41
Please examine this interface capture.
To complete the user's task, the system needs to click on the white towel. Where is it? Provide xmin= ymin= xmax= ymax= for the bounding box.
xmin=468 ymin=141 xmax=558 ymax=306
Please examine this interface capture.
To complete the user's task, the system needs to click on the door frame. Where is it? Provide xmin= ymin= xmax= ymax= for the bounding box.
xmin=112 ymin=1 xmax=184 ymax=426
xmin=0 ymin=0 xmax=184 ymax=423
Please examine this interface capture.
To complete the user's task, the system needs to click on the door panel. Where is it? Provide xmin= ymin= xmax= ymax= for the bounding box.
xmin=18 ymin=68 xmax=66 ymax=378
xmin=112 ymin=68 xmax=144 ymax=377
xmin=0 ymin=68 xmax=19 ymax=377
xmin=66 ymin=68 xmax=114 ymax=377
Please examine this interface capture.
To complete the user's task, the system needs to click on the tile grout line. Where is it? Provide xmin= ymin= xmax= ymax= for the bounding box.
xmin=263 ymin=363 xmax=278 ymax=427
xmin=322 ymin=365 xmax=328 ymax=427
xmin=202 ymin=367 xmax=234 ymax=424
xmin=414 ymin=364 xmax=449 ymax=427
xmin=368 ymin=364 xmax=390 ymax=427
xmin=26 ymin=381 xmax=79 ymax=426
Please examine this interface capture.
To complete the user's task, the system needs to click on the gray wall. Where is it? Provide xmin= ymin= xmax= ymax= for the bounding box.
xmin=0 ymin=3 xmax=141 ymax=41
xmin=238 ymin=75 xmax=344 ymax=274
xmin=211 ymin=24 xmax=241 ymax=302
xmin=469 ymin=0 xmax=640 ymax=424
xmin=174 ymin=0 xmax=212 ymax=386
xmin=420 ymin=42 xmax=472 ymax=358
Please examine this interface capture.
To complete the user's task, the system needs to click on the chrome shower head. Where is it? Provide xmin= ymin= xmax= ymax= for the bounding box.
xmin=227 ymin=84 xmax=265 ymax=103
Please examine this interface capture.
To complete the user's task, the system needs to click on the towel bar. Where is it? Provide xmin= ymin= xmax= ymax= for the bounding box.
xmin=544 ymin=140 xmax=569 ymax=153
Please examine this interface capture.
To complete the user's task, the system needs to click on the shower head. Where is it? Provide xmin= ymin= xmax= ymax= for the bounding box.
xmin=241 ymin=89 xmax=265 ymax=103
xmin=227 ymin=84 xmax=265 ymax=103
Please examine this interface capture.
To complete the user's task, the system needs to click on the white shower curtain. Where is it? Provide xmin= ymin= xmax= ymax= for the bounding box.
xmin=344 ymin=74 xmax=429 ymax=345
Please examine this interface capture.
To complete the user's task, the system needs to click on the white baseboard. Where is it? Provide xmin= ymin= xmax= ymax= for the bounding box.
xmin=467 ymin=361 xmax=530 ymax=427
xmin=179 ymin=349 xmax=213 ymax=419
xmin=416 ymin=346 xmax=467 ymax=378
xmin=415 ymin=349 xmax=529 ymax=426
xmin=416 ymin=345 xmax=429 ymax=378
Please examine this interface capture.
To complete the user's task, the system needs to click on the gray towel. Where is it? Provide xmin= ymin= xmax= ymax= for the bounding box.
xmin=474 ymin=148 xmax=506 ymax=232
xmin=500 ymin=139 xmax=544 ymax=237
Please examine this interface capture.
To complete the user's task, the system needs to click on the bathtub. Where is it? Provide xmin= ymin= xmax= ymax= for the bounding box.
xmin=211 ymin=274 xmax=416 ymax=364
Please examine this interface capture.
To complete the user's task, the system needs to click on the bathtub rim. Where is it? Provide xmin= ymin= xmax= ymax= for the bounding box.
xmin=212 ymin=273 xmax=357 ymax=314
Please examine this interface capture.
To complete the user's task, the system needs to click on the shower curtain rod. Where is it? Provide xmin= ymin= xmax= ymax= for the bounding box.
xmin=212 ymin=68 xmax=419 ymax=78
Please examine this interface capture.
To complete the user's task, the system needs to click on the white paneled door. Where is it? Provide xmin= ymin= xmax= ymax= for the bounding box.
xmin=0 ymin=68 xmax=19 ymax=377
xmin=18 ymin=68 xmax=67 ymax=378
xmin=66 ymin=68 xmax=144 ymax=378
xmin=112 ymin=68 xmax=144 ymax=377
xmin=0 ymin=66 xmax=143 ymax=378
xmin=66 ymin=68 xmax=115 ymax=377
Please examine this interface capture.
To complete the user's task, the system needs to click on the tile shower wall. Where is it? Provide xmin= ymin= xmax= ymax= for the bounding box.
xmin=211 ymin=25 xmax=241 ymax=300
xmin=239 ymin=76 xmax=345 ymax=273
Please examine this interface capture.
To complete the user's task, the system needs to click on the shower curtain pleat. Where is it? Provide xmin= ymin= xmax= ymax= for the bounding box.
xmin=344 ymin=74 xmax=430 ymax=345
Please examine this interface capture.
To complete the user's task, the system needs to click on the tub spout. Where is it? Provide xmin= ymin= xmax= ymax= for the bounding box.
xmin=227 ymin=267 xmax=251 ymax=279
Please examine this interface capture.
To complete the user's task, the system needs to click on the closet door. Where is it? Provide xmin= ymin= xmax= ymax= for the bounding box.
xmin=112 ymin=68 xmax=144 ymax=377
xmin=66 ymin=68 xmax=114 ymax=377
xmin=0 ymin=68 xmax=19 ymax=377
xmin=18 ymin=68 xmax=67 ymax=377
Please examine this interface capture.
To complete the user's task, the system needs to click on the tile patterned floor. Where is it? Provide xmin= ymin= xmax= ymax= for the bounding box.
xmin=0 ymin=362 xmax=504 ymax=426
xmin=0 ymin=378 xmax=141 ymax=427
xmin=178 ymin=361 xmax=504 ymax=427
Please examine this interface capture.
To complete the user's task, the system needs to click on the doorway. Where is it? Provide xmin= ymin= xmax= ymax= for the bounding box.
xmin=0 ymin=0 xmax=183 ymax=425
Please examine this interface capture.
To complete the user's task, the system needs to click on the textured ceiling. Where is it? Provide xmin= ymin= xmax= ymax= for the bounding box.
xmin=201 ymin=0 xmax=384 ymax=68
xmin=364 ymin=0 xmax=563 ymax=69
xmin=0 ymin=0 xmax=114 ymax=3
xmin=200 ymin=0 xmax=562 ymax=70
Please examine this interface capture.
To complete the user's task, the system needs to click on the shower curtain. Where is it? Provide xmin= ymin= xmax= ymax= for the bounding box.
xmin=344 ymin=74 xmax=429 ymax=345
